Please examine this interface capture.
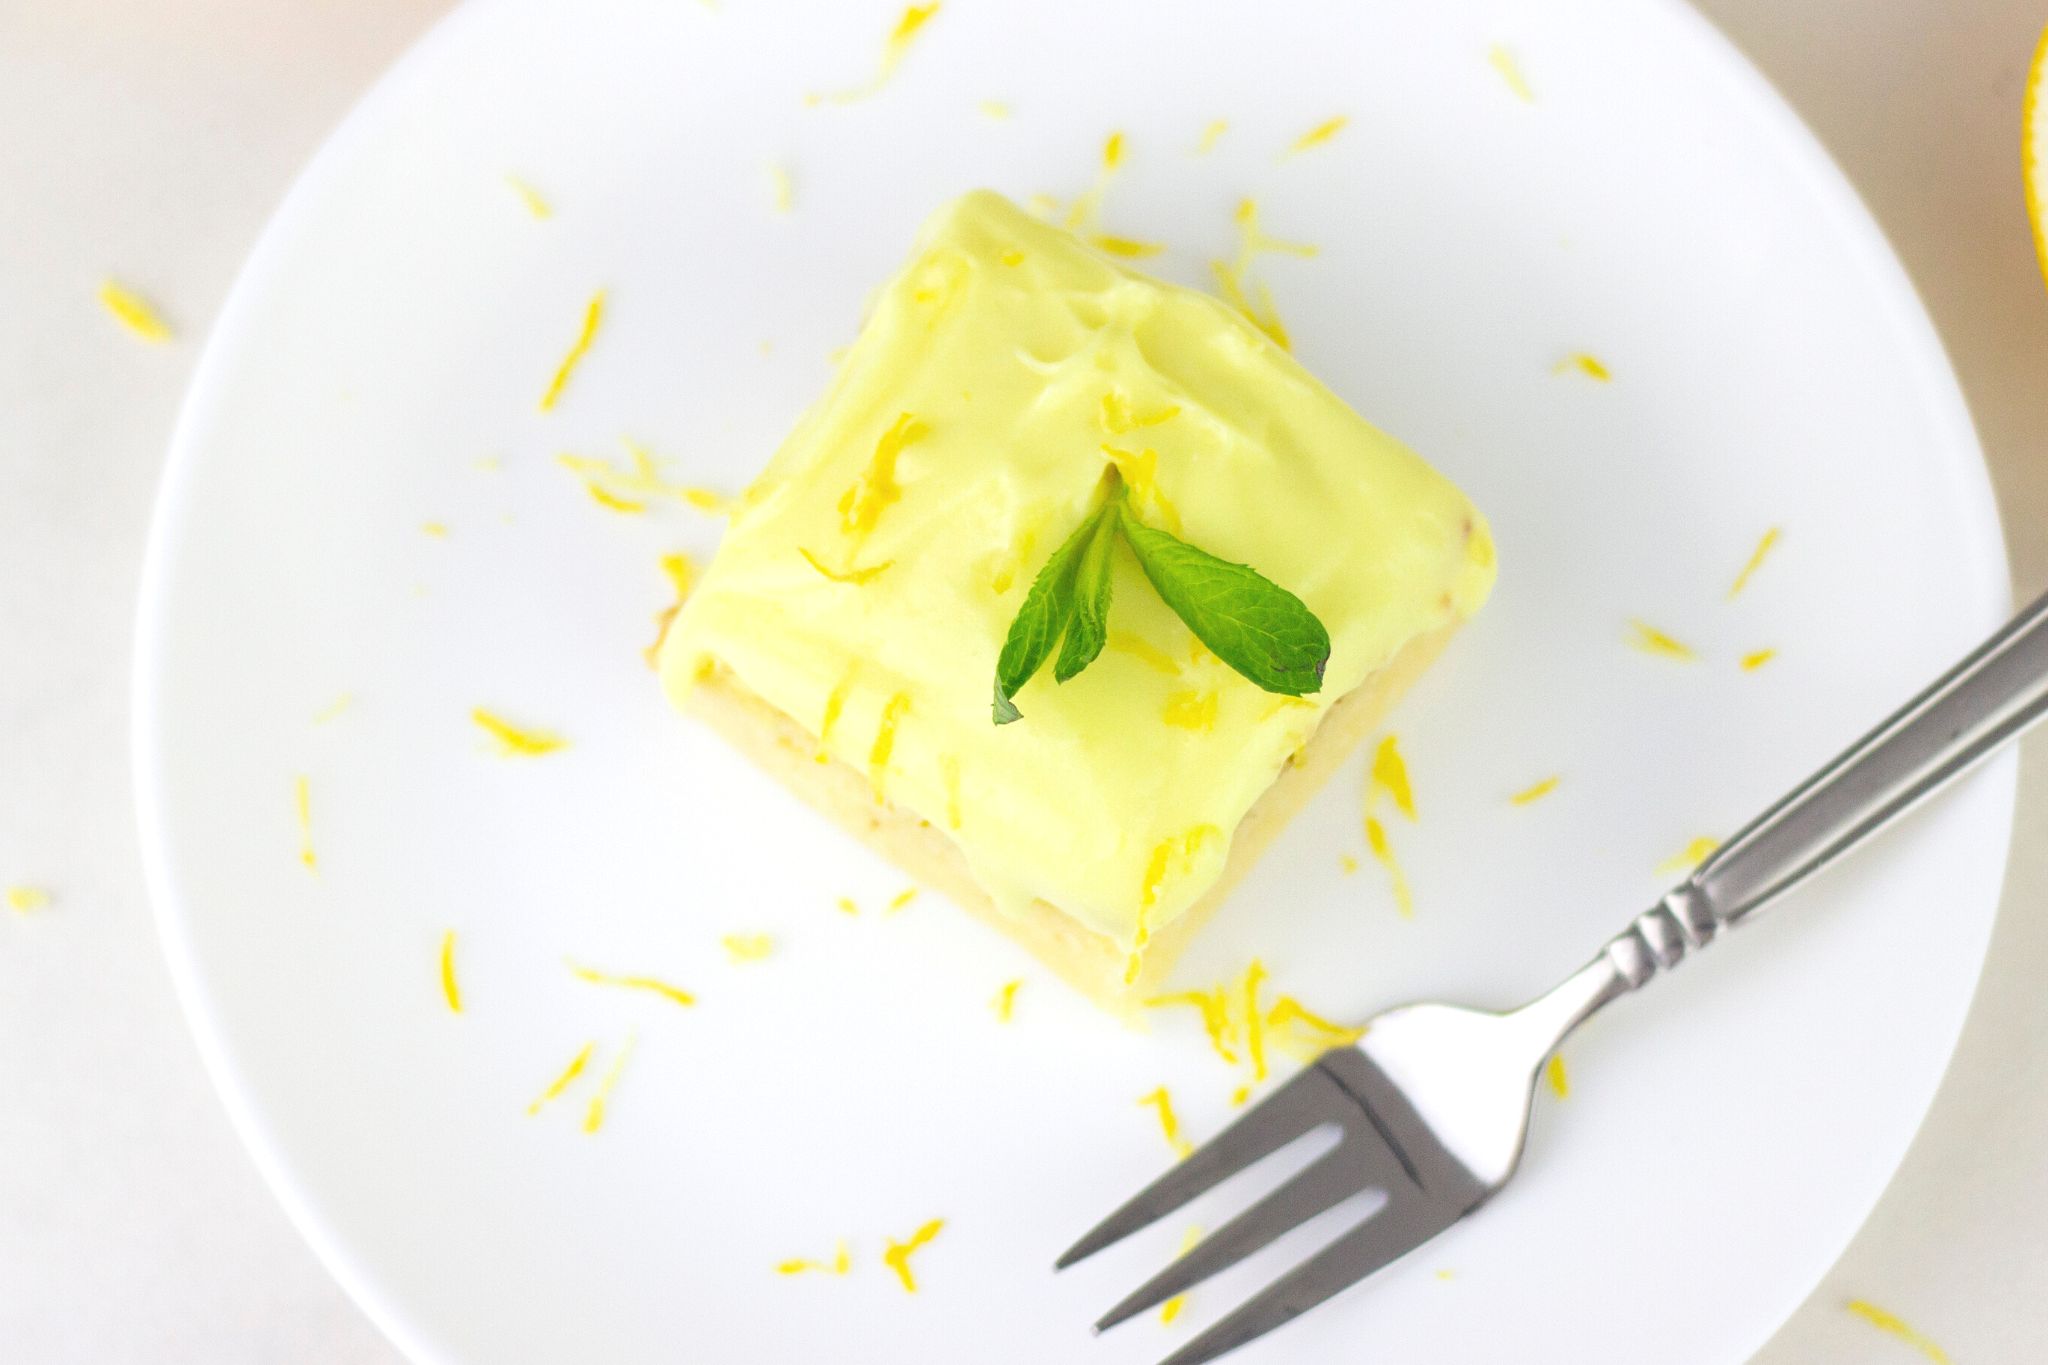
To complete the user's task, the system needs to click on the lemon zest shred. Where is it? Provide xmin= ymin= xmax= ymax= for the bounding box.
xmin=506 ymin=175 xmax=553 ymax=219
xmin=526 ymin=1042 xmax=597 ymax=1116
xmin=1101 ymin=444 xmax=1182 ymax=534
xmin=819 ymin=666 xmax=858 ymax=749
xmin=1340 ymin=854 xmax=1360 ymax=874
xmin=808 ymin=3 xmax=941 ymax=105
xmin=777 ymin=1240 xmax=853 ymax=1276
xmin=1159 ymin=1225 xmax=1205 ymax=1323
xmin=98 ymin=280 xmax=172 ymax=342
xmin=538 ymin=290 xmax=605 ymax=411
xmin=838 ymin=412 xmax=926 ymax=540
xmin=869 ymin=691 xmax=911 ymax=798
xmin=1510 ymin=775 xmax=1561 ymax=805
xmin=1162 ymin=690 xmax=1219 ymax=731
xmin=1287 ymin=115 xmax=1350 ymax=156
xmin=941 ymin=754 xmax=963 ymax=829
xmin=836 ymin=896 xmax=860 ymax=917
xmin=293 ymin=775 xmax=317 ymax=871
xmin=978 ymin=99 xmax=1011 ymax=120
xmin=993 ymin=978 xmax=1022 ymax=1021
xmin=472 ymin=707 xmax=567 ymax=757
xmin=1063 ymin=130 xmax=1127 ymax=235
xmin=1230 ymin=1084 xmax=1251 ymax=1106
xmin=1546 ymin=1054 xmax=1570 ymax=1098
xmin=798 ymin=546 xmax=894 ymax=584
xmin=1844 ymin=1300 xmax=1951 ymax=1364
xmin=722 ymin=933 xmax=774 ymax=962
xmin=647 ymin=553 xmax=698 ymax=667
xmin=582 ymin=1033 xmax=638 ymax=1134
xmin=1741 ymin=647 xmax=1778 ymax=672
xmin=1241 ymin=959 xmax=1270 ymax=1083
xmin=1369 ymin=734 xmax=1417 ymax=820
xmin=1099 ymin=391 xmax=1181 ymax=434
xmin=1555 ymin=351 xmax=1612 ymax=381
xmin=5 ymin=886 xmax=50 ymax=913
xmin=1107 ymin=631 xmax=1180 ymax=674
xmin=998 ymin=248 xmax=1025 ymax=267
xmin=1266 ymin=997 xmax=1366 ymax=1051
xmin=567 ymin=961 xmax=696 ymax=1008
xmin=1209 ymin=200 xmax=1310 ymax=351
xmin=881 ymin=1218 xmax=945 ymax=1293
xmin=1728 ymin=527 xmax=1782 ymax=598
xmin=1626 ymin=620 xmax=1697 ymax=661
xmin=1093 ymin=234 xmax=1165 ymax=258
xmin=1195 ymin=120 xmax=1228 ymax=154
xmin=887 ymin=887 xmax=919 ymax=913
xmin=1365 ymin=816 xmax=1414 ymax=918
xmin=1488 ymin=45 xmax=1536 ymax=102
xmin=1138 ymin=1086 xmax=1195 ymax=1159
xmin=767 ymin=163 xmax=794 ymax=214
xmin=1656 ymin=836 xmax=1721 ymax=879
xmin=311 ymin=694 xmax=354 ymax=725
xmin=558 ymin=445 xmax=728 ymax=515
xmin=439 ymin=930 xmax=463 ymax=1014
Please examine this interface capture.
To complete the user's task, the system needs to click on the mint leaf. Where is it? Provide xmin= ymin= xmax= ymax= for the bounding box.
xmin=1053 ymin=511 xmax=1116 ymax=682
xmin=1117 ymin=507 xmax=1329 ymax=695
xmin=992 ymin=503 xmax=1100 ymax=723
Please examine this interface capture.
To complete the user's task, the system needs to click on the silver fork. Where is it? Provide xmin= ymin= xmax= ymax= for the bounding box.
xmin=1058 ymin=588 xmax=2048 ymax=1365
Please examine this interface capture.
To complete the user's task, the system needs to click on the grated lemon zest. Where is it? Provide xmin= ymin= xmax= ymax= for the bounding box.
xmin=1138 ymin=1086 xmax=1195 ymax=1159
xmin=1159 ymin=1225 xmax=1204 ymax=1323
xmin=1266 ymin=997 xmax=1366 ymax=1053
xmin=1626 ymin=620 xmax=1697 ymax=661
xmin=538 ymin=290 xmax=605 ymax=411
xmin=1242 ymin=959 xmax=1270 ymax=1083
xmin=1365 ymin=816 xmax=1414 ymax=918
xmin=1063 ymin=130 xmax=1128 ymax=235
xmin=582 ymin=1032 xmax=638 ymax=1134
xmin=1546 ymin=1054 xmax=1570 ymax=1098
xmin=1287 ymin=115 xmax=1350 ymax=156
xmin=1728 ymin=527 xmax=1782 ymax=599
xmin=799 ymin=546 xmax=893 ymax=584
xmin=1107 ymin=631 xmax=1181 ymax=674
xmin=1555 ymin=352 xmax=1612 ymax=381
xmin=1196 ymin=120 xmax=1228 ymax=154
xmin=1099 ymin=391 xmax=1181 ymax=434
xmin=558 ymin=444 xmax=728 ymax=515
xmin=869 ymin=691 xmax=911 ymax=798
xmin=722 ymin=933 xmax=774 ymax=962
xmin=808 ymin=4 xmax=941 ymax=105
xmin=506 ymin=175 xmax=553 ymax=219
xmin=837 ymin=896 xmax=860 ymax=917
xmin=1656 ymin=836 xmax=1721 ymax=878
xmin=1369 ymin=734 xmax=1417 ymax=820
xmin=993 ymin=978 xmax=1022 ymax=1021
xmin=294 ymin=775 xmax=317 ymax=871
xmin=1487 ymin=45 xmax=1536 ymax=102
xmin=647 ymin=552 xmax=698 ymax=667
xmin=1436 ymin=1268 xmax=1456 ymax=1281
xmin=1093 ymin=234 xmax=1165 ymax=258
xmin=881 ymin=1218 xmax=944 ymax=1293
xmin=439 ymin=930 xmax=463 ymax=1013
xmin=1209 ymin=200 xmax=1310 ymax=350
xmin=819 ymin=666 xmax=858 ymax=749
xmin=1741 ymin=648 xmax=1777 ymax=672
xmin=312 ymin=694 xmax=355 ymax=725
xmin=838 ymin=412 xmax=925 ymax=540
xmin=767 ymin=163 xmax=794 ymax=214
xmin=1844 ymin=1300 xmax=1950 ymax=1364
xmin=1101 ymin=444 xmax=1182 ymax=534
xmin=581 ymin=482 xmax=646 ymax=514
xmin=526 ymin=1042 xmax=597 ymax=1116
xmin=778 ymin=1240 xmax=853 ymax=1275
xmin=1340 ymin=854 xmax=1360 ymax=874
xmin=998 ymin=248 xmax=1025 ymax=267
xmin=888 ymin=887 xmax=919 ymax=913
xmin=979 ymin=100 xmax=1011 ymax=119
xmin=941 ymin=754 xmax=963 ymax=829
xmin=567 ymin=962 xmax=696 ymax=1008
xmin=98 ymin=280 xmax=172 ymax=342
xmin=472 ymin=707 xmax=567 ymax=756
xmin=1510 ymin=775 xmax=1561 ymax=806
xmin=1230 ymin=1084 xmax=1250 ymax=1106
xmin=5 ymin=886 xmax=50 ymax=913
xmin=1162 ymin=690 xmax=1219 ymax=731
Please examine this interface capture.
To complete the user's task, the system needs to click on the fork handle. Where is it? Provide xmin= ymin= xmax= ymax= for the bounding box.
xmin=1602 ymin=587 xmax=2048 ymax=990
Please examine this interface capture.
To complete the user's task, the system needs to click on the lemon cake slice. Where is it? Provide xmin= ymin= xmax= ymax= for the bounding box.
xmin=658 ymin=190 xmax=1494 ymax=1009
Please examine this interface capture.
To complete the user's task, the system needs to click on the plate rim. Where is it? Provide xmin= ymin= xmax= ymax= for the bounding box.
xmin=130 ymin=1 xmax=2019 ymax=1361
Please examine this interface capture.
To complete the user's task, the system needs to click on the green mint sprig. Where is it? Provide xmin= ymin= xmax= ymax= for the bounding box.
xmin=992 ymin=467 xmax=1331 ymax=724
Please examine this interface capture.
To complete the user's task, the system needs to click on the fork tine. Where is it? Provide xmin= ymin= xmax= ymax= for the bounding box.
xmin=1092 ymin=1141 xmax=1376 ymax=1332
xmin=1054 ymin=1065 xmax=1352 ymax=1270
xmin=1152 ymin=1194 xmax=1460 ymax=1365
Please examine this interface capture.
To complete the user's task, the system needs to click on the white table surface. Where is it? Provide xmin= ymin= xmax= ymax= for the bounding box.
xmin=2 ymin=2 xmax=2044 ymax=1361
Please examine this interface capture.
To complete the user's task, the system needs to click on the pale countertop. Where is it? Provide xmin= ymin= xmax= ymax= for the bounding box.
xmin=2 ymin=2 xmax=2045 ymax=1361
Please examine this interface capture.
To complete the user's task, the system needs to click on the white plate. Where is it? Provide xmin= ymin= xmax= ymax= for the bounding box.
xmin=135 ymin=1 xmax=2015 ymax=1362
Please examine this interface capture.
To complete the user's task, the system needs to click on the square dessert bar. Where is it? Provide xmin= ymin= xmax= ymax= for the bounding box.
xmin=659 ymin=190 xmax=1494 ymax=1009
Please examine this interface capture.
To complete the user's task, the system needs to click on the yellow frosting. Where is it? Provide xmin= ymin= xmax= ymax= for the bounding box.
xmin=659 ymin=190 xmax=1494 ymax=948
